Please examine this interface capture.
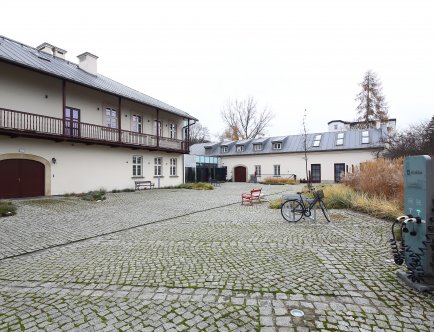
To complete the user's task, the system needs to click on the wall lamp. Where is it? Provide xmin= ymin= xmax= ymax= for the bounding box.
xmin=51 ymin=158 xmax=57 ymax=164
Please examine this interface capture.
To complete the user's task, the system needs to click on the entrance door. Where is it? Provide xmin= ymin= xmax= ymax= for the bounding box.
xmin=64 ymin=107 xmax=80 ymax=137
xmin=334 ymin=163 xmax=345 ymax=183
xmin=234 ymin=166 xmax=247 ymax=182
xmin=0 ymin=159 xmax=45 ymax=198
xmin=311 ymin=164 xmax=321 ymax=183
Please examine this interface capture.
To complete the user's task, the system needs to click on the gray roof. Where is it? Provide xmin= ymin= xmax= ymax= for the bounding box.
xmin=191 ymin=128 xmax=385 ymax=156
xmin=0 ymin=35 xmax=197 ymax=121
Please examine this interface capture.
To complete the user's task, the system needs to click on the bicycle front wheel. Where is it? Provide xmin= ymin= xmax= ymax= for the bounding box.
xmin=281 ymin=200 xmax=303 ymax=222
xmin=319 ymin=200 xmax=331 ymax=222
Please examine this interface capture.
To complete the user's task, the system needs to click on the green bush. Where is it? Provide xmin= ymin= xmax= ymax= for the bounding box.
xmin=0 ymin=201 xmax=17 ymax=217
xmin=111 ymin=188 xmax=135 ymax=193
xmin=178 ymin=182 xmax=214 ymax=190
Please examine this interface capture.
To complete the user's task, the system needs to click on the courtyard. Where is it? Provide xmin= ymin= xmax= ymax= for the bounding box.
xmin=0 ymin=183 xmax=433 ymax=331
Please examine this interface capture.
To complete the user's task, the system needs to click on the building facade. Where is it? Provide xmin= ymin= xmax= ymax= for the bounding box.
xmin=190 ymin=121 xmax=394 ymax=183
xmin=0 ymin=36 xmax=197 ymax=198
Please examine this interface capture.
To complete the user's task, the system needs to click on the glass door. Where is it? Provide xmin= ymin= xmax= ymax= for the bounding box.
xmin=64 ymin=107 xmax=80 ymax=137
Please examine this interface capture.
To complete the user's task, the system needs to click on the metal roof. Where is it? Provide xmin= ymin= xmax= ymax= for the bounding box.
xmin=191 ymin=128 xmax=385 ymax=156
xmin=0 ymin=35 xmax=198 ymax=121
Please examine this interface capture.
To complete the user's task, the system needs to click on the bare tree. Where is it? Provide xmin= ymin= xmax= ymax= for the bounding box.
xmin=221 ymin=97 xmax=273 ymax=140
xmin=381 ymin=118 xmax=434 ymax=158
xmin=188 ymin=122 xmax=210 ymax=146
xmin=355 ymin=70 xmax=389 ymax=128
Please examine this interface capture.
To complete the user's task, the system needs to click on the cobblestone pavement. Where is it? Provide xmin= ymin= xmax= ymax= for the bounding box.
xmin=0 ymin=183 xmax=433 ymax=331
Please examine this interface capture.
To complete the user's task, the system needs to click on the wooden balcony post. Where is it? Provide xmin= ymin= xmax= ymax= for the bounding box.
xmin=156 ymin=108 xmax=160 ymax=148
xmin=62 ymin=80 xmax=66 ymax=135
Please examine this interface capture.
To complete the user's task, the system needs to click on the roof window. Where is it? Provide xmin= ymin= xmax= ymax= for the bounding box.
xmin=221 ymin=146 xmax=228 ymax=153
xmin=362 ymin=131 xmax=370 ymax=144
xmin=273 ymin=142 xmax=282 ymax=150
xmin=336 ymin=133 xmax=344 ymax=146
xmin=253 ymin=144 xmax=262 ymax=151
xmin=236 ymin=145 xmax=244 ymax=152
xmin=313 ymin=134 xmax=322 ymax=147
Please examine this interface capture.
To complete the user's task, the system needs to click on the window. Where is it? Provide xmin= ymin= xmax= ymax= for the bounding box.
xmin=132 ymin=155 xmax=143 ymax=177
xmin=274 ymin=165 xmax=281 ymax=176
xmin=255 ymin=165 xmax=261 ymax=176
xmin=311 ymin=164 xmax=321 ymax=183
xmin=236 ymin=145 xmax=244 ymax=152
xmin=169 ymin=123 xmax=177 ymax=139
xmin=105 ymin=108 xmax=118 ymax=128
xmin=334 ymin=163 xmax=345 ymax=183
xmin=154 ymin=120 xmax=162 ymax=136
xmin=273 ymin=142 xmax=282 ymax=150
xmin=334 ymin=124 xmax=338 ymax=130
xmin=170 ymin=158 xmax=177 ymax=176
xmin=313 ymin=134 xmax=322 ymax=147
xmin=221 ymin=146 xmax=228 ymax=153
xmin=154 ymin=157 xmax=162 ymax=176
xmin=336 ymin=132 xmax=344 ymax=146
xmin=132 ymin=115 xmax=142 ymax=133
xmin=362 ymin=131 xmax=370 ymax=144
xmin=253 ymin=144 xmax=262 ymax=151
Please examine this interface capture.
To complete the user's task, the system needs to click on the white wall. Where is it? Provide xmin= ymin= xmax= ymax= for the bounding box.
xmin=221 ymin=150 xmax=377 ymax=182
xmin=0 ymin=137 xmax=184 ymax=195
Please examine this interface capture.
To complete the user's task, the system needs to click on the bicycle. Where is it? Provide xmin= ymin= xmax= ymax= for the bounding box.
xmin=281 ymin=189 xmax=331 ymax=222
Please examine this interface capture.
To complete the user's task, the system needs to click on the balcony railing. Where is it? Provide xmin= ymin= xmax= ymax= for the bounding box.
xmin=0 ymin=108 xmax=187 ymax=152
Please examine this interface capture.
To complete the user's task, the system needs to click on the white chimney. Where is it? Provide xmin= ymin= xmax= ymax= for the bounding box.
xmin=36 ymin=42 xmax=67 ymax=59
xmin=77 ymin=52 xmax=98 ymax=75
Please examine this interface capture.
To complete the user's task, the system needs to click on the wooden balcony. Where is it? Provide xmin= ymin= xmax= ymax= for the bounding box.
xmin=0 ymin=108 xmax=188 ymax=153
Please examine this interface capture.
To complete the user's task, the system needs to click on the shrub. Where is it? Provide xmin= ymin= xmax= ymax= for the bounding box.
xmin=261 ymin=177 xmax=296 ymax=185
xmin=111 ymin=188 xmax=135 ymax=193
xmin=0 ymin=201 xmax=17 ymax=217
xmin=343 ymin=158 xmax=404 ymax=206
xmin=178 ymin=182 xmax=214 ymax=190
xmin=81 ymin=189 xmax=106 ymax=201
xmin=323 ymin=184 xmax=403 ymax=220
xmin=268 ymin=197 xmax=282 ymax=209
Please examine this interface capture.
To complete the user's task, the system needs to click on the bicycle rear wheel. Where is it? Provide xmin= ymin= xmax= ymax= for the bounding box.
xmin=319 ymin=200 xmax=331 ymax=222
xmin=281 ymin=200 xmax=304 ymax=222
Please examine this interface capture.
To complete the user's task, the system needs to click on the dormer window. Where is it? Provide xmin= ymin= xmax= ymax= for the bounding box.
xmin=362 ymin=131 xmax=370 ymax=144
xmin=273 ymin=142 xmax=282 ymax=150
xmin=313 ymin=134 xmax=322 ymax=147
xmin=336 ymin=133 xmax=344 ymax=146
xmin=204 ymin=146 xmax=212 ymax=155
xmin=236 ymin=145 xmax=244 ymax=152
xmin=253 ymin=144 xmax=262 ymax=151
xmin=221 ymin=146 xmax=228 ymax=153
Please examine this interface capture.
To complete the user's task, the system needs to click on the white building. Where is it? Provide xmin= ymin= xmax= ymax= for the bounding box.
xmin=190 ymin=120 xmax=395 ymax=183
xmin=0 ymin=36 xmax=197 ymax=198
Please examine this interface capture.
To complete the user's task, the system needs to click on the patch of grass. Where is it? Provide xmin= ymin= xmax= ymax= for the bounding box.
xmin=268 ymin=198 xmax=282 ymax=209
xmin=0 ymin=201 xmax=17 ymax=217
xmin=161 ymin=182 xmax=214 ymax=190
xmin=110 ymin=188 xmax=135 ymax=193
xmin=80 ymin=189 xmax=107 ymax=201
xmin=260 ymin=177 xmax=297 ymax=185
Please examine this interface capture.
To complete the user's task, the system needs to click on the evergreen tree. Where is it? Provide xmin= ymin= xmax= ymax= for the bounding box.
xmin=355 ymin=70 xmax=389 ymax=127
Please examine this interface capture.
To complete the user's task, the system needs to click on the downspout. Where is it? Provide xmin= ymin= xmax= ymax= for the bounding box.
xmin=62 ymin=80 xmax=66 ymax=135
xmin=181 ymin=119 xmax=196 ymax=183
xmin=156 ymin=108 xmax=160 ymax=148
xmin=118 ymin=97 xmax=122 ymax=142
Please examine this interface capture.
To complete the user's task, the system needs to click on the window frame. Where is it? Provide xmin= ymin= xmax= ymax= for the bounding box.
xmin=253 ymin=144 xmax=262 ymax=151
xmin=221 ymin=146 xmax=228 ymax=153
xmin=273 ymin=142 xmax=282 ymax=150
xmin=169 ymin=123 xmax=177 ymax=139
xmin=131 ymin=114 xmax=142 ymax=133
xmin=105 ymin=107 xmax=118 ymax=129
xmin=169 ymin=158 xmax=177 ymax=176
xmin=255 ymin=165 xmax=261 ymax=177
xmin=236 ymin=145 xmax=244 ymax=152
xmin=273 ymin=164 xmax=281 ymax=176
xmin=154 ymin=157 xmax=163 ymax=176
xmin=132 ymin=155 xmax=143 ymax=177
xmin=362 ymin=130 xmax=370 ymax=144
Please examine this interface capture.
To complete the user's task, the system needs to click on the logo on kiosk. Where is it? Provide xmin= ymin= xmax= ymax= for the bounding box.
xmin=407 ymin=169 xmax=423 ymax=176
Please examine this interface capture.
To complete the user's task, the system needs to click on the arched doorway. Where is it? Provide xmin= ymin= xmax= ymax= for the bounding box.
xmin=234 ymin=166 xmax=247 ymax=182
xmin=0 ymin=159 xmax=45 ymax=198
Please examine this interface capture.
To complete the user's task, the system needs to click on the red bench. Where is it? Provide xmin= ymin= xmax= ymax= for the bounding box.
xmin=241 ymin=188 xmax=262 ymax=206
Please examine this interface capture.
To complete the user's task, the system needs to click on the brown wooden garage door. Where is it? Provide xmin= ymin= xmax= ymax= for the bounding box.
xmin=0 ymin=159 xmax=45 ymax=198
xmin=234 ymin=166 xmax=247 ymax=182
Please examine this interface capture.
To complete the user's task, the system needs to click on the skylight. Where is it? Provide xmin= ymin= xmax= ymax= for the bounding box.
xmin=313 ymin=134 xmax=322 ymax=147
xmin=336 ymin=132 xmax=344 ymax=146
xmin=362 ymin=131 xmax=370 ymax=144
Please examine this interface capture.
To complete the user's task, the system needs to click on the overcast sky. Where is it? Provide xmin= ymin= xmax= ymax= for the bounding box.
xmin=2 ymin=0 xmax=433 ymax=138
